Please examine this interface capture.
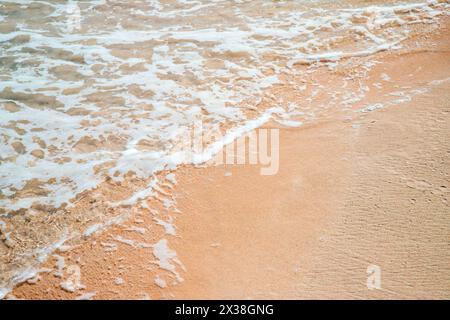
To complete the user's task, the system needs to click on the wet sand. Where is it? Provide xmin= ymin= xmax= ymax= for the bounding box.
xmin=171 ymin=85 xmax=450 ymax=300
xmin=6 ymin=18 xmax=450 ymax=300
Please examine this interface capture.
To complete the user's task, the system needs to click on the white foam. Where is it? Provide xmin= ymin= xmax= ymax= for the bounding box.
xmin=361 ymin=103 xmax=384 ymax=112
xmin=152 ymin=239 xmax=178 ymax=274
xmin=125 ymin=225 xmax=146 ymax=235
xmin=165 ymin=173 xmax=177 ymax=185
xmin=75 ymin=291 xmax=96 ymax=300
xmin=154 ymin=275 xmax=167 ymax=288
xmin=100 ymin=242 xmax=118 ymax=252
xmin=0 ymin=288 xmax=9 ymax=300
xmin=60 ymin=279 xmax=85 ymax=293
xmin=155 ymin=217 xmax=176 ymax=236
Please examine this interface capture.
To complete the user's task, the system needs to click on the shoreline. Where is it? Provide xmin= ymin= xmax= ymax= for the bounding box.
xmin=4 ymin=17 xmax=450 ymax=300
xmin=10 ymin=84 xmax=450 ymax=299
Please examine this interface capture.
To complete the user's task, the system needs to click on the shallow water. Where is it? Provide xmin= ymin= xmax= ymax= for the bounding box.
xmin=0 ymin=0 xmax=448 ymax=298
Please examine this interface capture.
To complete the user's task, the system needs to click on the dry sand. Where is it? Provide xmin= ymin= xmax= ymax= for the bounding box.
xmin=7 ymin=18 xmax=450 ymax=300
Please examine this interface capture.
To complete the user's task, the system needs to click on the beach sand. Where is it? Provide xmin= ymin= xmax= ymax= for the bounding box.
xmin=6 ymin=17 xmax=450 ymax=300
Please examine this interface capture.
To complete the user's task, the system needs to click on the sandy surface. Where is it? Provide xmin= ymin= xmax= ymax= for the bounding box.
xmin=169 ymin=84 xmax=450 ymax=300
xmin=7 ymin=18 xmax=450 ymax=300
